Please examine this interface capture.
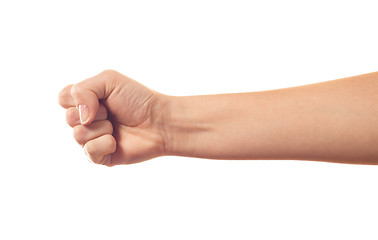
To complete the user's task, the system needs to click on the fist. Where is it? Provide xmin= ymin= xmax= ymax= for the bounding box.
xmin=58 ymin=70 xmax=170 ymax=166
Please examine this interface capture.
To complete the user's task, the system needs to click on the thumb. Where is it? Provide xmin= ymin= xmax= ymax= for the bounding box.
xmin=70 ymin=70 xmax=119 ymax=125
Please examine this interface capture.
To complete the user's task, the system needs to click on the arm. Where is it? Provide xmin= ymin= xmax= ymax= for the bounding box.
xmin=164 ymin=71 xmax=378 ymax=164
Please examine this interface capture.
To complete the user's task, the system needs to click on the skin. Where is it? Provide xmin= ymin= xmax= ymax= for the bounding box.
xmin=58 ymin=70 xmax=378 ymax=166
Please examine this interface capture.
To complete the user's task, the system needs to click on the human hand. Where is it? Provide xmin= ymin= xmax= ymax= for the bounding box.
xmin=58 ymin=70 xmax=170 ymax=166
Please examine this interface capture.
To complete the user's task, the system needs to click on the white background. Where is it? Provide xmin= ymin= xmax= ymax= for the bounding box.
xmin=1 ymin=0 xmax=378 ymax=239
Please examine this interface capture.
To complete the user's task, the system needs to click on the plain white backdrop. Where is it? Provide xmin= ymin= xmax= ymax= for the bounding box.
xmin=1 ymin=0 xmax=378 ymax=239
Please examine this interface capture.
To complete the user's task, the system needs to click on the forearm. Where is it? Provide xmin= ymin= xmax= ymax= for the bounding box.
xmin=164 ymin=72 xmax=378 ymax=164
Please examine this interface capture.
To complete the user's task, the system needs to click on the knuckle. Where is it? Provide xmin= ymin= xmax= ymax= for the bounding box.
xmin=70 ymin=82 xmax=87 ymax=98
xmin=100 ymin=70 xmax=120 ymax=85
xmin=58 ymin=91 xmax=65 ymax=106
xmin=111 ymin=138 xmax=117 ymax=152
xmin=73 ymin=126 xmax=86 ymax=145
xmin=86 ymin=150 xmax=101 ymax=165
xmin=70 ymin=83 xmax=81 ymax=97
xmin=65 ymin=108 xmax=78 ymax=127
xmin=101 ymin=69 xmax=119 ymax=77
xmin=84 ymin=143 xmax=96 ymax=159
xmin=106 ymin=134 xmax=117 ymax=152
xmin=58 ymin=85 xmax=72 ymax=108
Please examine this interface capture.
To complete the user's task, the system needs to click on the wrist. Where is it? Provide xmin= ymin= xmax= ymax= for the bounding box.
xmin=160 ymin=95 xmax=212 ymax=157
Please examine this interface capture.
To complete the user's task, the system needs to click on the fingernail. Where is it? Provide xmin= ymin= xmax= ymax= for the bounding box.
xmin=84 ymin=145 xmax=94 ymax=164
xmin=78 ymin=104 xmax=89 ymax=124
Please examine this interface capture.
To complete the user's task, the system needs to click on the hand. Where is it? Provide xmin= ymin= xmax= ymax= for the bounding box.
xmin=58 ymin=70 xmax=170 ymax=166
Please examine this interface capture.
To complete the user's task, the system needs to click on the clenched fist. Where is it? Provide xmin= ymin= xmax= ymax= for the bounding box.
xmin=58 ymin=70 xmax=171 ymax=166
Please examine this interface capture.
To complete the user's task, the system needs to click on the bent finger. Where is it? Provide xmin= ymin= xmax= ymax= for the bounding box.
xmin=84 ymin=134 xmax=117 ymax=165
xmin=73 ymin=120 xmax=113 ymax=146
xmin=70 ymin=70 xmax=122 ymax=125
xmin=58 ymin=84 xmax=75 ymax=108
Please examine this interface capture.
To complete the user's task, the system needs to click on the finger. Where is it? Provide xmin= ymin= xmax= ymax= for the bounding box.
xmin=70 ymin=70 xmax=122 ymax=125
xmin=73 ymin=120 xmax=113 ymax=146
xmin=66 ymin=103 xmax=108 ymax=127
xmin=58 ymin=84 xmax=75 ymax=109
xmin=84 ymin=134 xmax=117 ymax=165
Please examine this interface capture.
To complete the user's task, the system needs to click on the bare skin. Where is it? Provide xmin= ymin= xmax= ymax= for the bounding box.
xmin=58 ymin=70 xmax=378 ymax=166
